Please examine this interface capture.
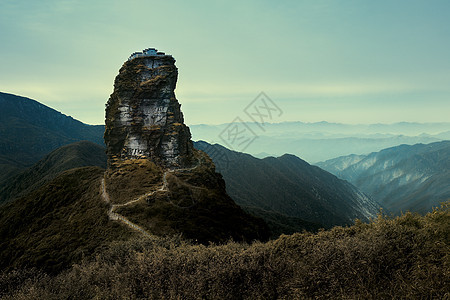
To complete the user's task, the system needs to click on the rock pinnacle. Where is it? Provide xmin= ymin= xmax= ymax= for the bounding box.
xmin=104 ymin=48 xmax=194 ymax=168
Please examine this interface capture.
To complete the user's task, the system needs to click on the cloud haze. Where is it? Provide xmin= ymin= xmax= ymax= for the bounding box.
xmin=1 ymin=0 xmax=449 ymax=125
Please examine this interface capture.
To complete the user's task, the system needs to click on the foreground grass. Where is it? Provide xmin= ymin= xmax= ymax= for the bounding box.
xmin=2 ymin=203 xmax=449 ymax=299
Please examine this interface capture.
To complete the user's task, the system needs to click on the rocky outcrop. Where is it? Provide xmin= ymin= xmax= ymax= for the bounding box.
xmin=104 ymin=50 xmax=194 ymax=168
xmin=102 ymin=49 xmax=270 ymax=243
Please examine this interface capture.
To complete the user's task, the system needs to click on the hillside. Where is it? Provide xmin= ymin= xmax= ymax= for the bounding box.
xmin=0 ymin=167 xmax=133 ymax=274
xmin=0 ymin=92 xmax=104 ymax=183
xmin=0 ymin=50 xmax=272 ymax=276
xmin=2 ymin=203 xmax=448 ymax=299
xmin=0 ymin=138 xmax=379 ymax=235
xmin=0 ymin=160 xmax=269 ymax=274
xmin=195 ymin=141 xmax=381 ymax=227
xmin=100 ymin=49 xmax=269 ymax=244
xmin=0 ymin=140 xmax=319 ymax=237
xmin=317 ymin=141 xmax=450 ymax=214
xmin=0 ymin=141 xmax=106 ymax=203
xmin=242 ymin=206 xmax=321 ymax=236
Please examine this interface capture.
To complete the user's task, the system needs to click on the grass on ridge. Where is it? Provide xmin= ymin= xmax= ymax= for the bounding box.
xmin=3 ymin=202 xmax=448 ymax=299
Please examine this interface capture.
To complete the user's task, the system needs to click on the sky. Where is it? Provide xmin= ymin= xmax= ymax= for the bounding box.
xmin=0 ymin=0 xmax=449 ymax=125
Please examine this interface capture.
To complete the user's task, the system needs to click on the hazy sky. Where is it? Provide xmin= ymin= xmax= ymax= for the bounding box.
xmin=1 ymin=0 xmax=449 ymax=125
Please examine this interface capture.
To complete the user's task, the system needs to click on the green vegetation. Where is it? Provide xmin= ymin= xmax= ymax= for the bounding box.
xmin=105 ymin=159 xmax=162 ymax=204
xmin=109 ymin=155 xmax=269 ymax=244
xmin=195 ymin=141 xmax=381 ymax=228
xmin=0 ymin=92 xmax=104 ymax=187
xmin=0 ymin=155 xmax=27 ymax=186
xmin=0 ymin=167 xmax=133 ymax=275
xmin=0 ymin=155 xmax=268 ymax=279
xmin=243 ymin=206 xmax=322 ymax=238
xmin=2 ymin=203 xmax=448 ymax=299
xmin=0 ymin=141 xmax=107 ymax=203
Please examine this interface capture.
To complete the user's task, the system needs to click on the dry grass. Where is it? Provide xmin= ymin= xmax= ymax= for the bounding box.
xmin=0 ymin=167 xmax=134 ymax=276
xmin=105 ymin=159 xmax=162 ymax=205
xmin=3 ymin=202 xmax=448 ymax=299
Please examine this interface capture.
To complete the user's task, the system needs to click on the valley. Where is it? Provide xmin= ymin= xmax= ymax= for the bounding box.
xmin=318 ymin=141 xmax=450 ymax=214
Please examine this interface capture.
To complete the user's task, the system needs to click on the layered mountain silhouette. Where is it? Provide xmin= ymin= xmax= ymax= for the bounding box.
xmin=0 ymin=92 xmax=104 ymax=184
xmin=1 ymin=136 xmax=381 ymax=235
xmin=0 ymin=140 xmax=321 ymax=236
xmin=195 ymin=141 xmax=380 ymax=227
xmin=8 ymin=70 xmax=447 ymax=273
xmin=0 ymin=91 xmax=384 ymax=236
xmin=190 ymin=122 xmax=449 ymax=162
xmin=318 ymin=141 xmax=450 ymax=214
xmin=0 ymin=141 xmax=106 ymax=203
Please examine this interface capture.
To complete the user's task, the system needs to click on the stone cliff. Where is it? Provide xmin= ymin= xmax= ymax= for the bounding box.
xmin=102 ymin=49 xmax=269 ymax=243
xmin=104 ymin=51 xmax=194 ymax=168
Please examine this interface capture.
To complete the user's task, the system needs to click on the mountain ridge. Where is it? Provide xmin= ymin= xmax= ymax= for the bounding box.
xmin=189 ymin=121 xmax=448 ymax=162
xmin=317 ymin=141 xmax=450 ymax=214
xmin=99 ymin=50 xmax=269 ymax=243
xmin=0 ymin=140 xmax=319 ymax=239
xmin=0 ymin=141 xmax=106 ymax=203
xmin=0 ymin=92 xmax=104 ymax=184
xmin=195 ymin=141 xmax=381 ymax=227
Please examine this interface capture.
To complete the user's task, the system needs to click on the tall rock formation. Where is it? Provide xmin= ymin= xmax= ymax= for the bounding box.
xmin=103 ymin=48 xmax=269 ymax=243
xmin=104 ymin=48 xmax=194 ymax=168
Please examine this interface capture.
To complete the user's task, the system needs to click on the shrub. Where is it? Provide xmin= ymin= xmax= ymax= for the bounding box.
xmin=3 ymin=202 xmax=448 ymax=299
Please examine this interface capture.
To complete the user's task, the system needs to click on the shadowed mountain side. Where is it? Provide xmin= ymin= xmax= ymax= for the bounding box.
xmin=0 ymin=138 xmax=379 ymax=237
xmin=318 ymin=141 xmax=450 ymax=214
xmin=0 ymin=92 xmax=104 ymax=183
xmin=0 ymin=141 xmax=107 ymax=204
xmin=0 ymin=167 xmax=133 ymax=274
xmin=195 ymin=141 xmax=381 ymax=228
xmin=0 ymin=154 xmax=269 ymax=273
xmin=0 ymin=162 xmax=270 ymax=274
xmin=0 ymin=155 xmax=29 ymax=186
xmin=105 ymin=152 xmax=270 ymax=244
xmin=242 ymin=206 xmax=322 ymax=237
xmin=0 ymin=140 xmax=318 ymax=238
xmin=0 ymin=139 xmax=320 ymax=237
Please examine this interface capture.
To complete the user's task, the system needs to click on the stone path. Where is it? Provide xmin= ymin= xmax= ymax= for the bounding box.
xmin=101 ymin=178 xmax=153 ymax=237
xmin=100 ymin=160 xmax=202 ymax=237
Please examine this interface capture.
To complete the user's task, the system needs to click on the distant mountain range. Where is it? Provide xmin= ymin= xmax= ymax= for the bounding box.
xmin=317 ymin=141 xmax=450 ymax=214
xmin=1 ymin=91 xmax=446 ymax=230
xmin=1 ymin=138 xmax=379 ymax=238
xmin=2 ymin=90 xmax=447 ymax=167
xmin=195 ymin=141 xmax=380 ymax=228
xmin=189 ymin=122 xmax=450 ymax=163
xmin=0 ymin=92 xmax=104 ymax=184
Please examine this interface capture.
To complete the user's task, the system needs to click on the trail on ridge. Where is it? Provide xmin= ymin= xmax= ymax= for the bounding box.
xmin=100 ymin=161 xmax=202 ymax=236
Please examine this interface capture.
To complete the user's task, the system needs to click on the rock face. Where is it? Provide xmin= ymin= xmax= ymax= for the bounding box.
xmin=104 ymin=49 xmax=194 ymax=168
xmin=102 ymin=49 xmax=270 ymax=243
